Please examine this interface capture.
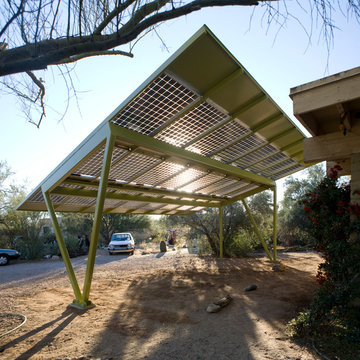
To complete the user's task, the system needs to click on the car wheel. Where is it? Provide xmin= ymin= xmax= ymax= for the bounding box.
xmin=0 ymin=254 xmax=9 ymax=266
xmin=109 ymin=251 xmax=113 ymax=255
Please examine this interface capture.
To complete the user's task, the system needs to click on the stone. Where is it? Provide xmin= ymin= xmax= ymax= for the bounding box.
xmin=272 ymin=263 xmax=285 ymax=272
xmin=244 ymin=284 xmax=257 ymax=291
xmin=206 ymin=294 xmax=232 ymax=313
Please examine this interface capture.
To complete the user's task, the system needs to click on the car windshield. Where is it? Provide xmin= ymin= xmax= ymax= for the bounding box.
xmin=111 ymin=234 xmax=131 ymax=241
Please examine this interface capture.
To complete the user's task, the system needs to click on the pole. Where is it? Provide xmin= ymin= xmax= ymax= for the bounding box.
xmin=82 ymin=134 xmax=115 ymax=305
xmin=43 ymin=190 xmax=83 ymax=304
xmin=219 ymin=206 xmax=224 ymax=258
xmin=273 ymin=186 xmax=278 ymax=261
xmin=242 ymin=199 xmax=273 ymax=261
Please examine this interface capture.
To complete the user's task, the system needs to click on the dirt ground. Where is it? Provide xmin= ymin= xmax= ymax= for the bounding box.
xmin=0 ymin=250 xmax=322 ymax=360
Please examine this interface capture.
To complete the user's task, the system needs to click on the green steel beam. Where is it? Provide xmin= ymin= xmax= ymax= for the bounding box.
xmin=52 ymin=186 xmax=222 ymax=208
xmin=151 ymin=68 xmax=244 ymax=137
xmin=222 ymin=185 xmax=269 ymax=206
xmin=208 ymin=112 xmax=283 ymax=157
xmin=109 ymin=123 xmax=275 ymax=187
xmin=219 ymin=206 xmax=224 ymax=258
xmin=183 ymin=93 xmax=267 ymax=149
xmin=82 ymin=133 xmax=116 ymax=306
xmin=273 ymin=186 xmax=278 ymax=261
xmin=43 ymin=191 xmax=83 ymax=305
xmin=242 ymin=199 xmax=273 ymax=261
xmin=64 ymin=177 xmax=226 ymax=202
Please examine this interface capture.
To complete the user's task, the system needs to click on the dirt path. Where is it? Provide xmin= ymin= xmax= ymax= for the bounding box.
xmin=0 ymin=251 xmax=321 ymax=360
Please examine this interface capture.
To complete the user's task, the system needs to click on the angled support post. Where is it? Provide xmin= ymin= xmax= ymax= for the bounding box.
xmin=43 ymin=190 xmax=83 ymax=305
xmin=242 ymin=199 xmax=273 ymax=261
xmin=82 ymin=132 xmax=115 ymax=307
xmin=219 ymin=206 xmax=224 ymax=258
xmin=273 ymin=186 xmax=278 ymax=261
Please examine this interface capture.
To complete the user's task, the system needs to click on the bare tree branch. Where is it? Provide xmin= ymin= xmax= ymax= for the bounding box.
xmin=26 ymin=70 xmax=46 ymax=128
xmin=57 ymin=49 xmax=134 ymax=64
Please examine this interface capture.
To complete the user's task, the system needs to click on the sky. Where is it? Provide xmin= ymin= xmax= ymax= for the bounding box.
xmin=1 ymin=2 xmax=360 ymax=201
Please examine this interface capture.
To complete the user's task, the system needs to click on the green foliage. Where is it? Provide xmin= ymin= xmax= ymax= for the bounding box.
xmin=278 ymin=164 xmax=325 ymax=246
xmin=100 ymin=213 xmax=151 ymax=245
xmin=289 ymin=165 xmax=360 ymax=352
xmin=45 ymin=236 xmax=87 ymax=258
xmin=165 ymin=192 xmax=273 ymax=257
xmin=228 ymin=231 xmax=255 ymax=257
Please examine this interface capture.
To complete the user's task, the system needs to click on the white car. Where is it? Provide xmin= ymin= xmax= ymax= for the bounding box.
xmin=108 ymin=233 xmax=135 ymax=255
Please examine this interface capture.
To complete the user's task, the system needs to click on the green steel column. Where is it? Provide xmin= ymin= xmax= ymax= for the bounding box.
xmin=242 ymin=199 xmax=273 ymax=261
xmin=82 ymin=133 xmax=115 ymax=305
xmin=273 ymin=186 xmax=278 ymax=261
xmin=43 ymin=190 xmax=82 ymax=303
xmin=219 ymin=206 xmax=224 ymax=258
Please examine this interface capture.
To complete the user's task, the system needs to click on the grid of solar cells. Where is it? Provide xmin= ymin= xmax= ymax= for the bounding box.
xmin=271 ymin=164 xmax=304 ymax=180
xmin=216 ymin=181 xmax=248 ymax=196
xmin=142 ymin=203 xmax=167 ymax=210
xmin=160 ymin=168 xmax=206 ymax=189
xmin=228 ymin=184 xmax=260 ymax=198
xmin=28 ymin=188 xmax=44 ymax=202
xmin=111 ymin=73 xmax=199 ymax=135
xmin=135 ymin=161 xmax=184 ymax=186
xmin=65 ymin=197 xmax=96 ymax=205
xmin=155 ymin=101 xmax=228 ymax=147
xmin=199 ymin=178 xmax=238 ymax=195
xmin=260 ymin=158 xmax=297 ymax=176
xmin=73 ymin=146 xmax=105 ymax=177
xmin=176 ymin=205 xmax=194 ymax=211
xmin=50 ymin=195 xmax=67 ymax=204
xmin=191 ymin=206 xmax=206 ymax=212
xmin=120 ymin=201 xmax=147 ymax=209
xmin=215 ymin=134 xmax=266 ymax=163
xmin=249 ymin=152 xmax=288 ymax=172
xmin=111 ymin=146 xmax=130 ymax=163
xmin=109 ymin=152 xmax=162 ymax=182
xmin=161 ymin=204 xmax=182 ymax=210
xmin=186 ymin=119 xmax=250 ymax=156
xmin=104 ymin=199 xmax=126 ymax=208
xmin=232 ymin=144 xmax=278 ymax=169
xmin=178 ymin=172 xmax=225 ymax=193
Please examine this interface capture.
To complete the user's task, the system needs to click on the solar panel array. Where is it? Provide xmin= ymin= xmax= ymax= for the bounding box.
xmin=18 ymin=28 xmax=306 ymax=216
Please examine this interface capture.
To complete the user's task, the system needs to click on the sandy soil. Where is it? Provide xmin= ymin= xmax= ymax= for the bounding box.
xmin=0 ymin=250 xmax=322 ymax=360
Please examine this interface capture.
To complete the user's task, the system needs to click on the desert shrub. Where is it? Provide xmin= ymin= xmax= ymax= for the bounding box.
xmin=197 ymin=236 xmax=212 ymax=256
xmin=44 ymin=236 xmax=87 ymax=258
xmin=14 ymin=235 xmax=46 ymax=260
xmin=228 ymin=231 xmax=255 ymax=257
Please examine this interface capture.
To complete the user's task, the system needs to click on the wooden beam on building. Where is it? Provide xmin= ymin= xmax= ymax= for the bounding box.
xmin=303 ymin=131 xmax=360 ymax=163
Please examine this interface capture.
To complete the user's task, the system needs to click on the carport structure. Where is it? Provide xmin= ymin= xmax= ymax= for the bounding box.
xmin=17 ymin=26 xmax=307 ymax=309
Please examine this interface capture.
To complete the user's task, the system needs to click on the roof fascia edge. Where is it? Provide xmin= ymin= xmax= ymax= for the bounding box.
xmin=41 ymin=122 xmax=111 ymax=194
xmin=16 ymin=122 xmax=111 ymax=212
xmin=109 ymin=123 xmax=275 ymax=187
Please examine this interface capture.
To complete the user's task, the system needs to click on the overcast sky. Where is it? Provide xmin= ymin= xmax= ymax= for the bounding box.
xmin=1 ymin=2 xmax=359 ymax=197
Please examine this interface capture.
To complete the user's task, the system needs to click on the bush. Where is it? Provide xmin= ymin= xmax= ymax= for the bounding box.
xmin=289 ymin=165 xmax=360 ymax=351
xmin=228 ymin=232 xmax=255 ymax=257
xmin=14 ymin=235 xmax=46 ymax=260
